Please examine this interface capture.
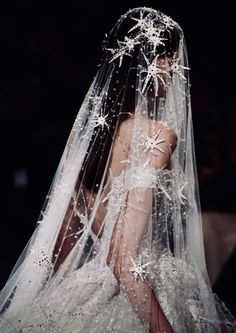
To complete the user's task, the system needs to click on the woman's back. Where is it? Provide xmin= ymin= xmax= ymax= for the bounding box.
xmin=0 ymin=6 xmax=235 ymax=333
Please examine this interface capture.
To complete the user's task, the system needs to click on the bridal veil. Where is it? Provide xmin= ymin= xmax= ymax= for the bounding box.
xmin=0 ymin=7 xmax=235 ymax=332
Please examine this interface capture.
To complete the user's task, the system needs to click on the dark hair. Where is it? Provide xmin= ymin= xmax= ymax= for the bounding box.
xmin=79 ymin=8 xmax=181 ymax=191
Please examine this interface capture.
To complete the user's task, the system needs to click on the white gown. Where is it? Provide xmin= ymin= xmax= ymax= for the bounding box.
xmin=0 ymin=168 xmax=151 ymax=333
xmin=0 ymin=168 xmax=227 ymax=332
xmin=0 ymin=7 xmax=235 ymax=333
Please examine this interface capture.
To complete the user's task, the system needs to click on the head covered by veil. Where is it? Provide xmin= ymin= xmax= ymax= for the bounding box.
xmin=0 ymin=6 xmax=235 ymax=333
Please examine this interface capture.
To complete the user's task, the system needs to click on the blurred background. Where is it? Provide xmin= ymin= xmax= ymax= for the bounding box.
xmin=0 ymin=1 xmax=235 ymax=316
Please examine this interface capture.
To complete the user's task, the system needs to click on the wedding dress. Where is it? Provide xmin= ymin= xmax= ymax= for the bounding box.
xmin=0 ymin=7 xmax=235 ymax=332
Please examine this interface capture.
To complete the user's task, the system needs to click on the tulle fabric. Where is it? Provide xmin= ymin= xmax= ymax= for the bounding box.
xmin=0 ymin=7 xmax=235 ymax=333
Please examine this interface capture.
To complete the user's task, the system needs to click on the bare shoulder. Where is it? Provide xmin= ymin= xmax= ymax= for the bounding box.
xmin=150 ymin=120 xmax=177 ymax=149
xmin=155 ymin=120 xmax=177 ymax=139
xmin=118 ymin=117 xmax=177 ymax=148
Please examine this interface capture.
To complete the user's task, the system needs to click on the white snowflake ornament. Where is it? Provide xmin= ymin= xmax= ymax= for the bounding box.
xmin=177 ymin=182 xmax=188 ymax=205
xmin=161 ymin=14 xmax=176 ymax=31
xmin=141 ymin=53 xmax=170 ymax=96
xmin=171 ymin=58 xmax=190 ymax=82
xmin=119 ymin=36 xmax=137 ymax=52
xmin=130 ymin=255 xmax=153 ymax=281
xmin=128 ymin=11 xmax=154 ymax=33
xmin=107 ymin=36 xmax=140 ymax=67
xmin=108 ymin=45 xmax=132 ymax=68
xmin=145 ymin=28 xmax=166 ymax=54
xmin=91 ymin=112 xmax=109 ymax=131
xmin=140 ymin=130 xmax=166 ymax=154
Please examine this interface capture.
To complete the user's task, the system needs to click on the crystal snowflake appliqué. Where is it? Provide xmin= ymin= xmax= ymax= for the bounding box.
xmin=130 ymin=255 xmax=153 ymax=281
xmin=161 ymin=14 xmax=176 ymax=31
xmin=141 ymin=53 xmax=170 ymax=96
xmin=140 ymin=130 xmax=166 ymax=154
xmin=129 ymin=11 xmax=155 ymax=33
xmin=177 ymin=182 xmax=188 ymax=205
xmin=171 ymin=57 xmax=190 ymax=82
xmin=107 ymin=36 xmax=140 ymax=67
xmin=91 ymin=112 xmax=109 ymax=131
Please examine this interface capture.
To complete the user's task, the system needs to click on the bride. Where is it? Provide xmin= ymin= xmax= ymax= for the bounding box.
xmin=0 ymin=7 xmax=235 ymax=332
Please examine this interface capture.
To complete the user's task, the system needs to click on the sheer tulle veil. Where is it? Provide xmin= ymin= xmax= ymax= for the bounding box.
xmin=0 ymin=6 xmax=235 ymax=332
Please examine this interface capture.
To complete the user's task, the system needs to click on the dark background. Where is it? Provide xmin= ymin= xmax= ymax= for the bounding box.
xmin=0 ymin=1 xmax=235 ymax=316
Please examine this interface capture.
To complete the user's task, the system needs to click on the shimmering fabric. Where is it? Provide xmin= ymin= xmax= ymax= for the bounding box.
xmin=0 ymin=7 xmax=235 ymax=333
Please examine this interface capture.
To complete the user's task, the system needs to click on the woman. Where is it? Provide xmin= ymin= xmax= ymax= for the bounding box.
xmin=0 ymin=7 xmax=235 ymax=332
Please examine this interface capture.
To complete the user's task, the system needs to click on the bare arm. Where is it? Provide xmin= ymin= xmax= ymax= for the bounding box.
xmin=107 ymin=122 xmax=176 ymax=332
